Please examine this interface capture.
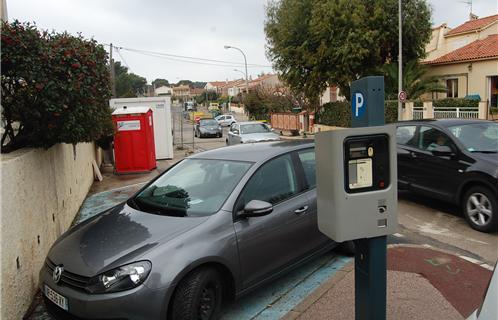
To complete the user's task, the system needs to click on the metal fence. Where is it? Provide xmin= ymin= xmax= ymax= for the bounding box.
xmin=433 ymin=107 xmax=479 ymax=119
xmin=412 ymin=107 xmax=478 ymax=120
xmin=413 ymin=108 xmax=423 ymax=120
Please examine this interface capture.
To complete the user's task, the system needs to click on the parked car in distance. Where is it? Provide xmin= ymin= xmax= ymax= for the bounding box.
xmin=40 ymin=141 xmax=339 ymax=320
xmin=195 ymin=118 xmax=223 ymax=138
xmin=227 ymin=121 xmax=281 ymax=146
xmin=215 ymin=114 xmax=237 ymax=127
xmin=396 ymin=119 xmax=498 ymax=232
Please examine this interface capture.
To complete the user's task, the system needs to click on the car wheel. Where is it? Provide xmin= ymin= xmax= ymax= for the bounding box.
xmin=171 ymin=268 xmax=223 ymax=320
xmin=226 ymin=139 xmax=229 ymax=146
xmin=463 ymin=186 xmax=498 ymax=232
xmin=194 ymin=130 xmax=197 ymax=138
xmin=218 ymin=133 xmax=222 ymax=138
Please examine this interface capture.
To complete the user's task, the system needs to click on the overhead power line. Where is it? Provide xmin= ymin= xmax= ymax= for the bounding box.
xmin=103 ymin=43 xmax=272 ymax=69
xmin=115 ymin=47 xmax=132 ymax=73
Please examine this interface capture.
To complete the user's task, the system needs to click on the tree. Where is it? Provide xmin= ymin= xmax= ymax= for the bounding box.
xmin=152 ymin=78 xmax=170 ymax=88
xmin=382 ymin=60 xmax=446 ymax=100
xmin=265 ymin=0 xmax=432 ymax=104
xmin=115 ymin=72 xmax=147 ymax=97
xmin=1 ymin=21 xmax=113 ymax=152
xmin=176 ymin=79 xmax=193 ymax=87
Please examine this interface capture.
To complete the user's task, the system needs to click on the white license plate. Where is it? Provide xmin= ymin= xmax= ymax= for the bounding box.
xmin=44 ymin=284 xmax=68 ymax=310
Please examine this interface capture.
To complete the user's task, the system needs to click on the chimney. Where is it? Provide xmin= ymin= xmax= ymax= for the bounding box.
xmin=469 ymin=13 xmax=478 ymax=20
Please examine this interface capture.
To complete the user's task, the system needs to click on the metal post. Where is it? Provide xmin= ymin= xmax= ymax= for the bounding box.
xmin=109 ymin=43 xmax=116 ymax=98
xmin=397 ymin=0 xmax=403 ymax=121
xmin=180 ymin=111 xmax=184 ymax=150
xmin=192 ymin=120 xmax=195 ymax=153
xmin=225 ymin=46 xmax=249 ymax=94
xmin=351 ymin=76 xmax=387 ymax=320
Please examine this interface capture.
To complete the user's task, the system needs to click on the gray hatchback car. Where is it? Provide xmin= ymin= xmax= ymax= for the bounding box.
xmin=40 ymin=141 xmax=337 ymax=320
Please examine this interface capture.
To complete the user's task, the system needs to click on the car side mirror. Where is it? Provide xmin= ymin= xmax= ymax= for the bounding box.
xmin=432 ymin=145 xmax=453 ymax=156
xmin=239 ymin=200 xmax=273 ymax=218
xmin=232 ymin=130 xmax=239 ymax=135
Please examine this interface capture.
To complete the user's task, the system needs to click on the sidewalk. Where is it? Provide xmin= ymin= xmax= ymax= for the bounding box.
xmin=284 ymin=245 xmax=493 ymax=320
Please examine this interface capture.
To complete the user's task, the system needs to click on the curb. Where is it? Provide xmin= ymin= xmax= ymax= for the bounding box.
xmin=282 ymin=243 xmax=493 ymax=320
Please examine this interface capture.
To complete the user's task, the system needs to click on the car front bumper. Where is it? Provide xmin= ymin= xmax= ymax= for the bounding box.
xmin=39 ymin=265 xmax=173 ymax=320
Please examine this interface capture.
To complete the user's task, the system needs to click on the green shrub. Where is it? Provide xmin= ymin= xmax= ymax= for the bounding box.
xmin=318 ymin=102 xmax=351 ymax=127
xmin=318 ymin=100 xmax=398 ymax=127
xmin=433 ymin=98 xmax=478 ymax=109
xmin=1 ymin=21 xmax=113 ymax=153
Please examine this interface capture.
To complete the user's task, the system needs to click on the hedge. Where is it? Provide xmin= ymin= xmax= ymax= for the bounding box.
xmin=433 ymin=98 xmax=478 ymax=109
xmin=318 ymin=101 xmax=398 ymax=127
xmin=1 ymin=21 xmax=113 ymax=153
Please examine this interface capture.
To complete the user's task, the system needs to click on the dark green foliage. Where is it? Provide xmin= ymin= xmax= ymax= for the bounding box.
xmin=318 ymin=102 xmax=352 ymax=127
xmin=384 ymin=100 xmax=399 ymax=123
xmin=244 ymin=88 xmax=301 ymax=120
xmin=381 ymin=60 xmax=447 ymax=100
xmin=433 ymin=98 xmax=479 ymax=109
xmin=265 ymin=0 xmax=432 ymax=104
xmin=152 ymin=78 xmax=170 ymax=88
xmin=113 ymin=61 xmax=147 ymax=97
xmin=1 ymin=20 xmax=113 ymax=152
xmin=318 ymin=100 xmax=398 ymax=127
xmin=195 ymin=91 xmax=219 ymax=104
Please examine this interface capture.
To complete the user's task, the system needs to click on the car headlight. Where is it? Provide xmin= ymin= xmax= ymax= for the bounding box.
xmin=87 ymin=261 xmax=151 ymax=293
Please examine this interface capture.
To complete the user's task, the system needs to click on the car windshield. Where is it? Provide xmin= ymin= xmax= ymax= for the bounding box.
xmin=131 ymin=159 xmax=252 ymax=217
xmin=448 ymin=123 xmax=498 ymax=153
xmin=200 ymin=119 xmax=218 ymax=126
xmin=240 ymin=123 xmax=270 ymax=134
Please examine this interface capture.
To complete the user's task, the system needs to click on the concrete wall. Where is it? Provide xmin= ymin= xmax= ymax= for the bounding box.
xmin=0 ymin=143 xmax=98 ymax=320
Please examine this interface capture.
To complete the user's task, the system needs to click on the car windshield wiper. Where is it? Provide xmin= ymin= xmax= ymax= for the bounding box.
xmin=127 ymin=197 xmax=141 ymax=210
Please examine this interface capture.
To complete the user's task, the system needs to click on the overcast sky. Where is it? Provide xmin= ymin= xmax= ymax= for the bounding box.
xmin=7 ymin=0 xmax=498 ymax=84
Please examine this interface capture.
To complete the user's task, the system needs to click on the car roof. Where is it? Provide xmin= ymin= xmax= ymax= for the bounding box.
xmin=396 ymin=118 xmax=494 ymax=127
xmin=189 ymin=140 xmax=314 ymax=162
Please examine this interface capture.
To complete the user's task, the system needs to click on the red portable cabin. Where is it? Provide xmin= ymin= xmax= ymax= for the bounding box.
xmin=112 ymin=106 xmax=156 ymax=174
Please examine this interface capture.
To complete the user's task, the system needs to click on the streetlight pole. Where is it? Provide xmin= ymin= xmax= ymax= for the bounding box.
xmin=224 ymin=45 xmax=249 ymax=94
xmin=398 ymin=0 xmax=403 ymax=121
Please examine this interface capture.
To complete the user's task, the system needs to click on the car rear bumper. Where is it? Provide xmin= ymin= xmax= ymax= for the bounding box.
xmin=39 ymin=265 xmax=173 ymax=320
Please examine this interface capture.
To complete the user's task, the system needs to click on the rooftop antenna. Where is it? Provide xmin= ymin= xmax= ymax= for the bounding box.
xmin=460 ymin=0 xmax=477 ymax=19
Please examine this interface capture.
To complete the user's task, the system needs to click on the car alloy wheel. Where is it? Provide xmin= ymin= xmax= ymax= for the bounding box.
xmin=464 ymin=186 xmax=498 ymax=232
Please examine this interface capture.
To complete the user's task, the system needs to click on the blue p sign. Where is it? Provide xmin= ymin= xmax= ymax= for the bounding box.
xmin=352 ymin=92 xmax=366 ymax=118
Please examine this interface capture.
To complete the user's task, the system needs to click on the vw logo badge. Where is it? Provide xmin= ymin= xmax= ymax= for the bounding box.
xmin=53 ymin=265 xmax=64 ymax=284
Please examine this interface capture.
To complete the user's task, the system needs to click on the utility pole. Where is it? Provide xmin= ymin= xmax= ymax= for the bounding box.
xmin=398 ymin=0 xmax=402 ymax=121
xmin=109 ymin=43 xmax=116 ymax=98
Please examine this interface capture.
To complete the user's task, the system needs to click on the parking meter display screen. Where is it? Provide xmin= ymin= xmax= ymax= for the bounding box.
xmin=343 ymin=134 xmax=390 ymax=193
xmin=348 ymin=158 xmax=373 ymax=189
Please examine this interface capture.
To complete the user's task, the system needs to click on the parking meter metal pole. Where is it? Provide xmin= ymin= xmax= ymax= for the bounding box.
xmin=352 ymin=76 xmax=388 ymax=320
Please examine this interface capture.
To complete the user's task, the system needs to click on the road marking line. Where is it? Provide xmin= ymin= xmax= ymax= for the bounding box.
xmin=392 ymin=233 xmax=404 ymax=238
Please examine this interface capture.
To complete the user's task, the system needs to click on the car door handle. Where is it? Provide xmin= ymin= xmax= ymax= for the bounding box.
xmin=410 ymin=152 xmax=417 ymax=158
xmin=294 ymin=206 xmax=308 ymax=214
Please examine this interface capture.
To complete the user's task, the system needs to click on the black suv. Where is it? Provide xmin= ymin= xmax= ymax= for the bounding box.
xmin=396 ymin=119 xmax=498 ymax=232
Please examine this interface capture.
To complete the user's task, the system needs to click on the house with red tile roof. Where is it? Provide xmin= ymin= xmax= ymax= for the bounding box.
xmin=422 ymin=14 xmax=498 ymax=107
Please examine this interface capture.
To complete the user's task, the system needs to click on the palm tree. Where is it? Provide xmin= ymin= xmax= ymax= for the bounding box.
xmin=382 ymin=60 xmax=447 ymax=101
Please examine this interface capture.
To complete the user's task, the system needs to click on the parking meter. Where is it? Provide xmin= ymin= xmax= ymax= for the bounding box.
xmin=316 ymin=125 xmax=397 ymax=242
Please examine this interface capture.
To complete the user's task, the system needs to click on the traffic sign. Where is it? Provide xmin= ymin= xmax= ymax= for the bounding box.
xmin=398 ymin=91 xmax=407 ymax=102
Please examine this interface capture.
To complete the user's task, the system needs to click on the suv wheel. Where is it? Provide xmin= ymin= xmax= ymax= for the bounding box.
xmin=463 ymin=186 xmax=498 ymax=232
xmin=171 ymin=268 xmax=223 ymax=320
